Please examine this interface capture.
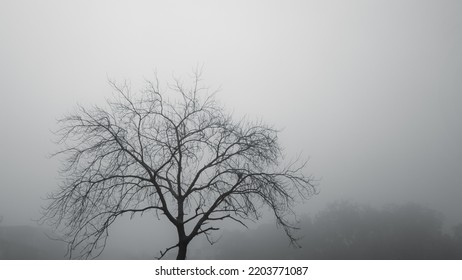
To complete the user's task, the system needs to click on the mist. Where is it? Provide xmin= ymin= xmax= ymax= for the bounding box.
xmin=1 ymin=0 xmax=461 ymax=259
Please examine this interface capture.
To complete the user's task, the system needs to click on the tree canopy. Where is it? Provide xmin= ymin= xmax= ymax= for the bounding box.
xmin=42 ymin=72 xmax=316 ymax=259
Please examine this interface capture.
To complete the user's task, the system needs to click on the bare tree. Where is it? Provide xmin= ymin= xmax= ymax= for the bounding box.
xmin=42 ymin=71 xmax=316 ymax=259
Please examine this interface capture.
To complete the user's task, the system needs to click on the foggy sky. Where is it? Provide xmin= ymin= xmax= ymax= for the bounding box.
xmin=1 ymin=0 xmax=461 ymax=258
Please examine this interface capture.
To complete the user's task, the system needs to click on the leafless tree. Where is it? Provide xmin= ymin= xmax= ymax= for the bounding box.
xmin=42 ymin=71 xmax=317 ymax=259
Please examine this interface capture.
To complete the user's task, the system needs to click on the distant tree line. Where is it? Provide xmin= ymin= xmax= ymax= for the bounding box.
xmin=2 ymin=202 xmax=461 ymax=259
xmin=0 ymin=225 xmax=66 ymax=260
xmin=201 ymin=202 xmax=462 ymax=260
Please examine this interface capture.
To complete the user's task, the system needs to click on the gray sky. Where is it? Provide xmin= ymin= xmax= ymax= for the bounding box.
xmin=1 ymin=0 xmax=461 ymax=255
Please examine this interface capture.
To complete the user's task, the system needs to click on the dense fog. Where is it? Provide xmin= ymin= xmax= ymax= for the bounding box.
xmin=1 ymin=0 xmax=461 ymax=259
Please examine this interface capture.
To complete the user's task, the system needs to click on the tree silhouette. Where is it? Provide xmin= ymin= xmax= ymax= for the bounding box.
xmin=42 ymin=71 xmax=316 ymax=259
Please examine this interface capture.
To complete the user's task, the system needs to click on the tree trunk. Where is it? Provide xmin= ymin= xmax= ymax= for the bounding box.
xmin=176 ymin=241 xmax=188 ymax=260
xmin=176 ymin=222 xmax=189 ymax=260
